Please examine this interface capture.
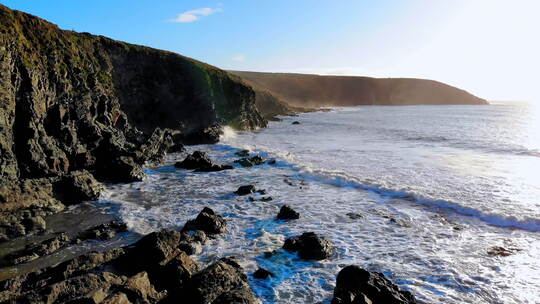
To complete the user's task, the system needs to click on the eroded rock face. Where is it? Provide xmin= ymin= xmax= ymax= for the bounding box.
xmin=331 ymin=265 xmax=416 ymax=304
xmin=283 ymin=232 xmax=333 ymax=260
xmin=0 ymin=3 xmax=266 ymax=242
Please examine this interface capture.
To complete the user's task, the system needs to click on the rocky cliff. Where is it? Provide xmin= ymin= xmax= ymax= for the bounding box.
xmin=231 ymin=71 xmax=488 ymax=108
xmin=0 ymin=4 xmax=266 ymax=240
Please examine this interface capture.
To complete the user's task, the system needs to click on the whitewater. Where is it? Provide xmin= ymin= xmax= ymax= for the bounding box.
xmin=100 ymin=102 xmax=540 ymax=303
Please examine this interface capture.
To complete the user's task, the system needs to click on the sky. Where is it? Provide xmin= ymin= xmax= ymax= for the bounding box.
xmin=2 ymin=0 xmax=539 ymax=102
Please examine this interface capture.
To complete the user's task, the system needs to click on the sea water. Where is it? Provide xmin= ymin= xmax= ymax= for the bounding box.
xmin=101 ymin=102 xmax=540 ymax=303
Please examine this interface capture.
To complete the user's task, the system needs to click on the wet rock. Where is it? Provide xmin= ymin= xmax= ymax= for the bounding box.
xmin=234 ymin=156 xmax=266 ymax=167
xmin=253 ymin=268 xmax=274 ymax=279
xmin=235 ymin=150 xmax=250 ymax=157
xmin=261 ymin=196 xmax=273 ymax=202
xmin=175 ymin=151 xmax=233 ymax=172
xmin=122 ymin=229 xmax=182 ymax=271
xmin=53 ymin=170 xmax=102 ymax=204
xmin=181 ymin=207 xmax=227 ymax=235
xmin=5 ymin=232 xmax=71 ymax=265
xmin=346 ymin=212 xmax=363 ymax=220
xmin=195 ymin=164 xmax=234 ymax=172
xmin=77 ymin=221 xmax=128 ymax=241
xmin=175 ymin=151 xmax=213 ymax=170
xmin=292 ymin=121 xmax=301 ymax=125
xmin=184 ymin=257 xmax=257 ymax=304
xmin=168 ymin=142 xmax=186 ymax=153
xmin=267 ymin=159 xmax=277 ymax=165
xmin=283 ymin=232 xmax=333 ymax=260
xmin=235 ymin=185 xmax=257 ymax=196
xmin=331 ymin=265 xmax=416 ymax=304
xmin=181 ymin=123 xmax=224 ymax=145
xmin=178 ymin=230 xmax=207 ymax=255
xmin=108 ymin=156 xmax=146 ymax=183
xmin=157 ymin=250 xmax=200 ymax=294
xmin=277 ymin=205 xmax=300 ymax=220
xmin=21 ymin=215 xmax=46 ymax=232
xmin=235 ymin=158 xmax=255 ymax=168
xmin=487 ymin=246 xmax=522 ymax=257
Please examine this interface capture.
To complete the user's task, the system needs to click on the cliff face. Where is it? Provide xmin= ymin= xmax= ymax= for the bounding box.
xmin=0 ymin=5 xmax=265 ymax=239
xmin=231 ymin=71 xmax=488 ymax=108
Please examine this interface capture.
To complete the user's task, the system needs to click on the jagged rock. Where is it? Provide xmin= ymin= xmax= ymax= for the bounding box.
xmin=139 ymin=128 xmax=174 ymax=167
xmin=180 ymin=124 xmax=224 ymax=145
xmin=235 ymin=150 xmax=250 ymax=157
xmin=76 ymin=221 xmax=128 ymax=241
xmin=234 ymin=156 xmax=266 ymax=168
xmin=283 ymin=232 xmax=333 ymax=260
xmin=5 ymin=232 xmax=71 ymax=265
xmin=21 ymin=215 xmax=46 ymax=232
xmin=235 ymin=185 xmax=257 ymax=196
xmin=122 ymin=229 xmax=182 ymax=271
xmin=487 ymin=246 xmax=522 ymax=257
xmin=184 ymin=257 xmax=257 ymax=304
xmin=253 ymin=268 xmax=274 ymax=279
xmin=277 ymin=205 xmax=300 ymax=220
xmin=178 ymin=230 xmax=207 ymax=255
xmin=181 ymin=207 xmax=227 ymax=235
xmin=53 ymin=170 xmax=102 ymax=204
xmin=175 ymin=151 xmax=233 ymax=172
xmin=175 ymin=151 xmax=213 ymax=170
xmin=331 ymin=265 xmax=416 ymax=304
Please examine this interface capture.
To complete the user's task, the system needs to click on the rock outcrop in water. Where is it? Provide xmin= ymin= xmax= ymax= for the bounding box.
xmin=331 ymin=265 xmax=417 ymax=304
xmin=0 ymin=4 xmax=266 ymax=241
xmin=283 ymin=232 xmax=333 ymax=260
xmin=231 ymin=71 xmax=488 ymax=108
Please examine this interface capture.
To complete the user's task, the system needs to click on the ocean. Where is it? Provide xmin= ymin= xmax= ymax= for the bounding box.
xmin=101 ymin=102 xmax=540 ymax=303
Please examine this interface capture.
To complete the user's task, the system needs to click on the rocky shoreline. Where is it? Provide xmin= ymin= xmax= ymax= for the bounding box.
xmin=0 ymin=147 xmax=418 ymax=303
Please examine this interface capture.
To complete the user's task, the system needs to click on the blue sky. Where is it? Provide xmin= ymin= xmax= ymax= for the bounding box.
xmin=2 ymin=0 xmax=539 ymax=102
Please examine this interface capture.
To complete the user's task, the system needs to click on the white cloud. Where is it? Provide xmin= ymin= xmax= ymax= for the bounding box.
xmin=231 ymin=54 xmax=246 ymax=62
xmin=169 ymin=7 xmax=221 ymax=23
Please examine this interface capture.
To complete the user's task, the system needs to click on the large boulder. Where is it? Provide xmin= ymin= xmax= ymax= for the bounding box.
xmin=184 ymin=257 xmax=258 ymax=304
xmin=283 ymin=232 xmax=333 ymax=260
xmin=331 ymin=266 xmax=416 ymax=304
xmin=277 ymin=205 xmax=300 ymax=220
xmin=234 ymin=185 xmax=256 ymax=196
xmin=181 ymin=207 xmax=227 ymax=235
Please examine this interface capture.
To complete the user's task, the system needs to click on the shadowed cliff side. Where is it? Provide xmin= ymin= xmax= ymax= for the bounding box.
xmin=231 ymin=71 xmax=488 ymax=108
xmin=0 ymin=4 xmax=266 ymax=240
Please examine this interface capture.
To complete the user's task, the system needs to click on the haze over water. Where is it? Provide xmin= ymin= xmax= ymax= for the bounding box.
xmin=102 ymin=102 xmax=540 ymax=303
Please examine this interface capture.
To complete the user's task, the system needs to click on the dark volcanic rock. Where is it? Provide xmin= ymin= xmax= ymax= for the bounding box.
xmin=235 ymin=185 xmax=257 ymax=196
xmin=234 ymin=156 xmax=266 ymax=168
xmin=331 ymin=265 xmax=416 ymax=304
xmin=235 ymin=149 xmax=250 ymax=157
xmin=184 ymin=257 xmax=258 ymax=304
xmin=277 ymin=205 xmax=300 ymax=220
xmin=175 ymin=151 xmax=214 ymax=170
xmin=346 ymin=212 xmax=363 ymax=220
xmin=180 ymin=123 xmax=224 ymax=145
xmin=283 ymin=232 xmax=333 ymax=260
xmin=253 ymin=267 xmax=274 ymax=279
xmin=487 ymin=246 xmax=522 ymax=257
xmin=292 ymin=121 xmax=301 ymax=125
xmin=175 ymin=151 xmax=233 ymax=172
xmin=181 ymin=207 xmax=227 ymax=235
